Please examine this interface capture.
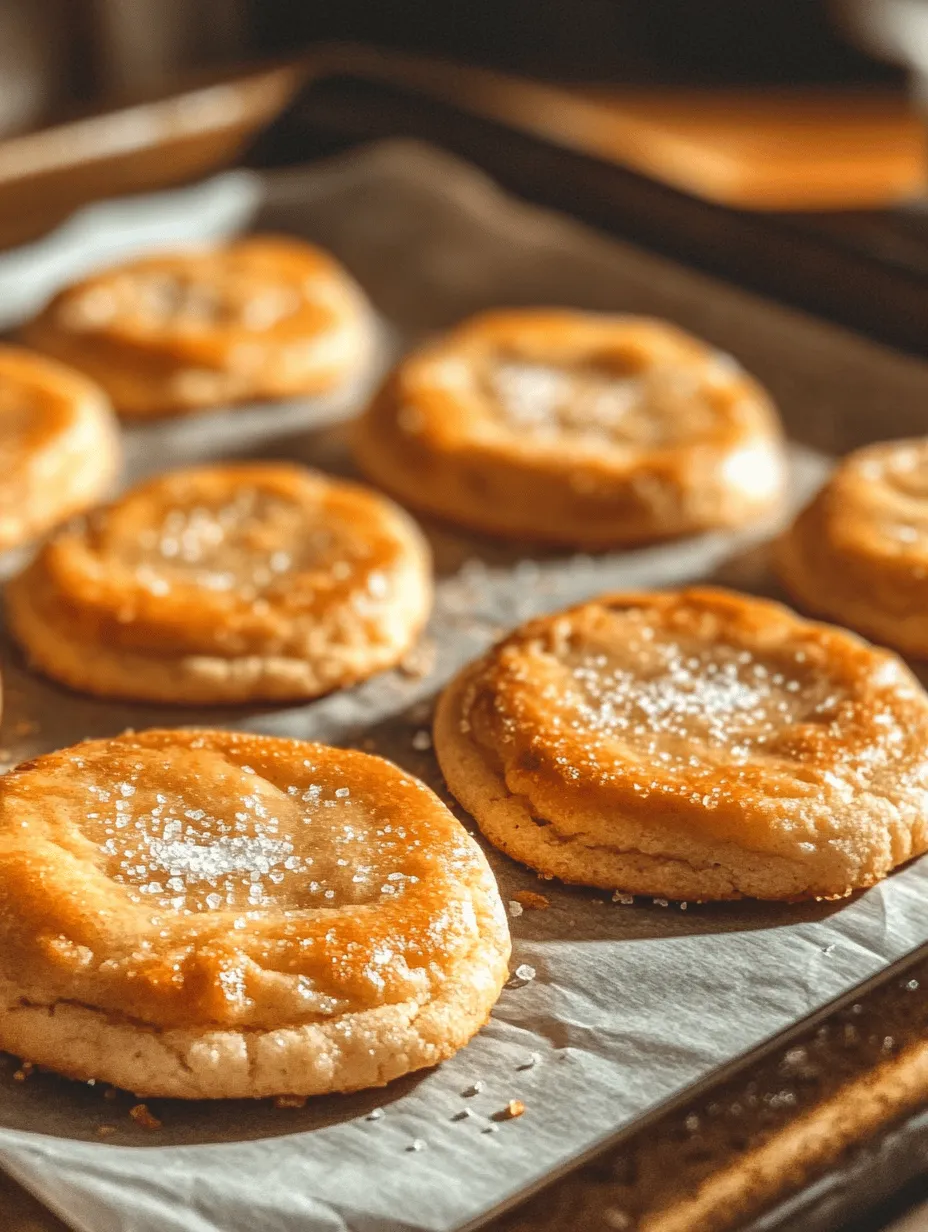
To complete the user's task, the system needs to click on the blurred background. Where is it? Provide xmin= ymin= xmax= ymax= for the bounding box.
xmin=4 ymin=0 xmax=928 ymax=356
xmin=0 ymin=0 xmax=914 ymax=128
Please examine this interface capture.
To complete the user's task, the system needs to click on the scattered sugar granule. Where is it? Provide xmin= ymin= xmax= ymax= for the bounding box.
xmin=411 ymin=730 xmax=432 ymax=751
xmin=653 ymin=898 xmax=669 ymax=908
xmin=367 ymin=1107 xmax=385 ymax=1121
xmin=407 ymin=1138 xmax=427 ymax=1152
xmin=482 ymin=1124 xmax=500 ymax=1135
xmin=462 ymin=1080 xmax=484 ymax=1097
xmin=513 ymin=964 xmax=536 ymax=984
xmin=507 ymin=900 xmax=524 ymax=918
xmin=518 ymin=1051 xmax=542 ymax=1071
xmin=129 ymin=1103 xmax=162 ymax=1131
xmin=274 ymin=1095 xmax=307 ymax=1109
xmin=514 ymin=890 xmax=549 ymax=911
xmin=612 ymin=891 xmax=634 ymax=905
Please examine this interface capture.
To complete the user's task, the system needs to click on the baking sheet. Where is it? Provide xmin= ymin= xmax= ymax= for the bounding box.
xmin=2 ymin=141 xmax=928 ymax=1232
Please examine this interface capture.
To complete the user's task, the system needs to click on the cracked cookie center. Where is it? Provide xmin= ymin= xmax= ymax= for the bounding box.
xmin=81 ymin=749 xmax=411 ymax=915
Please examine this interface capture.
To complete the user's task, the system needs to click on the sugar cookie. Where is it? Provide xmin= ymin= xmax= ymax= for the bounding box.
xmin=355 ymin=310 xmax=785 ymax=546
xmin=22 ymin=237 xmax=373 ymax=419
xmin=6 ymin=463 xmax=431 ymax=704
xmin=0 ymin=344 xmax=119 ymax=552
xmin=778 ymin=438 xmax=928 ymax=657
xmin=434 ymin=588 xmax=928 ymax=901
xmin=0 ymin=729 xmax=510 ymax=1097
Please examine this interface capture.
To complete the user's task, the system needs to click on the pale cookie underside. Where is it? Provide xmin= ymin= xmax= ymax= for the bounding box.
xmin=5 ymin=569 xmax=431 ymax=705
xmin=0 ymin=923 xmax=509 ymax=1098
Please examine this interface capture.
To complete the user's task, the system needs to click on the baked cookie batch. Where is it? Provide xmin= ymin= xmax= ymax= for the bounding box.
xmin=1 ymin=238 xmax=927 ymax=1100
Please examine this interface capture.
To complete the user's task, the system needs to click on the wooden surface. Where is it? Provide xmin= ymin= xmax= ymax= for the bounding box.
xmin=296 ymin=47 xmax=928 ymax=211
xmin=0 ymin=60 xmax=301 ymax=249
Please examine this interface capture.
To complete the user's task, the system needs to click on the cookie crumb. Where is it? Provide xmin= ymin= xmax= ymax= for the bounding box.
xmin=653 ymin=898 xmax=669 ymax=907
xmin=129 ymin=1103 xmax=162 ymax=1131
xmin=12 ymin=1061 xmax=33 ymax=1082
xmin=367 ymin=1107 xmax=385 ymax=1121
xmin=452 ymin=1108 xmax=473 ymax=1121
xmin=499 ymin=1099 xmax=525 ymax=1120
xmin=514 ymin=890 xmax=549 ymax=911
xmin=97 ymin=1125 xmax=117 ymax=1138
xmin=507 ymin=900 xmax=524 ymax=918
xmin=274 ymin=1095 xmax=307 ymax=1109
xmin=612 ymin=891 xmax=634 ymax=905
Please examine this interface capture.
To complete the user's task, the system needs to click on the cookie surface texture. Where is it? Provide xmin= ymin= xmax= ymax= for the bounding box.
xmin=778 ymin=438 xmax=928 ymax=657
xmin=6 ymin=462 xmax=432 ymax=703
xmin=0 ymin=729 xmax=510 ymax=1097
xmin=0 ymin=344 xmax=120 ymax=551
xmin=434 ymin=588 xmax=928 ymax=900
xmin=22 ymin=236 xmax=374 ymax=418
xmin=355 ymin=310 xmax=785 ymax=546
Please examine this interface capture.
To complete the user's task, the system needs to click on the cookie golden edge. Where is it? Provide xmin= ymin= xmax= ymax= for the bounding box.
xmin=433 ymin=602 xmax=928 ymax=903
xmin=4 ymin=500 xmax=433 ymax=706
xmin=0 ymin=732 xmax=511 ymax=1099
xmin=0 ymin=352 xmax=121 ymax=552
xmin=354 ymin=312 xmax=787 ymax=548
xmin=776 ymin=502 xmax=928 ymax=660
xmin=20 ymin=251 xmax=377 ymax=421
xmin=0 ymin=870 xmax=509 ymax=1100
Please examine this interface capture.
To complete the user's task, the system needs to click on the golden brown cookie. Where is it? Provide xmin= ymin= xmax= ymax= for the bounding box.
xmin=0 ymin=729 xmax=510 ymax=1098
xmin=777 ymin=438 xmax=928 ymax=658
xmin=355 ymin=310 xmax=785 ymax=547
xmin=6 ymin=463 xmax=431 ymax=704
xmin=0 ymin=344 xmax=120 ymax=552
xmin=21 ymin=236 xmax=374 ymax=419
xmin=434 ymin=588 xmax=928 ymax=901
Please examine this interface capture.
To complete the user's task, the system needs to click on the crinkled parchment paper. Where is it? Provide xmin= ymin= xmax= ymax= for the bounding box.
xmin=1 ymin=142 xmax=928 ymax=1232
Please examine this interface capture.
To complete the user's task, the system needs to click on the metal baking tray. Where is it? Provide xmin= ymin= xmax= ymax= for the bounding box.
xmin=1 ymin=141 xmax=928 ymax=1232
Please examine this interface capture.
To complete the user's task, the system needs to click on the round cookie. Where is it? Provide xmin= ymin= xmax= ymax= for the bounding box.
xmin=434 ymin=588 xmax=928 ymax=901
xmin=21 ymin=236 xmax=374 ymax=419
xmin=6 ymin=462 xmax=432 ymax=704
xmin=0 ymin=729 xmax=510 ymax=1098
xmin=355 ymin=309 xmax=785 ymax=547
xmin=0 ymin=344 xmax=120 ymax=552
xmin=777 ymin=438 xmax=928 ymax=658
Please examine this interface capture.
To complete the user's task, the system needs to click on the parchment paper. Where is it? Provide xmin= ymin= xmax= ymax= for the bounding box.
xmin=1 ymin=142 xmax=928 ymax=1232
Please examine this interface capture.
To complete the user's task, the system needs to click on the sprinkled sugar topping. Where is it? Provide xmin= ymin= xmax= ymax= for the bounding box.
xmin=61 ymin=267 xmax=308 ymax=335
xmin=483 ymin=356 xmax=720 ymax=448
xmin=87 ymin=751 xmax=420 ymax=916
xmin=106 ymin=483 xmax=379 ymax=606
xmin=561 ymin=631 xmax=846 ymax=768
